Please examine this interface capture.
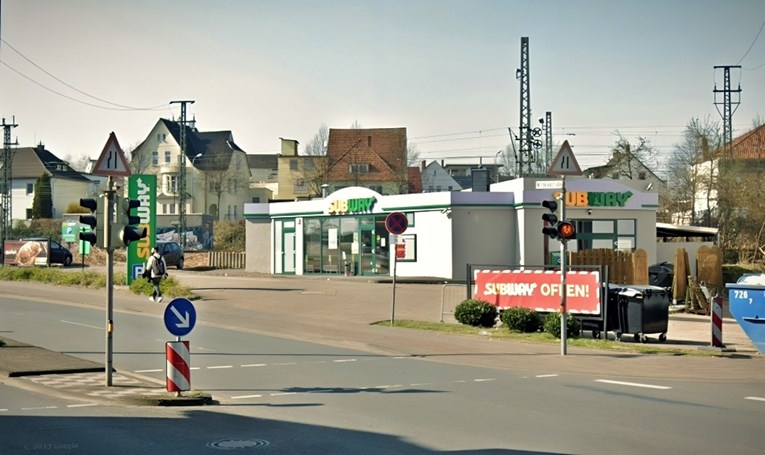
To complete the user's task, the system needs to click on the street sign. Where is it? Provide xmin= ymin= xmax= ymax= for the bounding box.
xmin=61 ymin=221 xmax=78 ymax=242
xmin=92 ymin=132 xmax=132 ymax=177
xmin=395 ymin=243 xmax=406 ymax=259
xmin=547 ymin=140 xmax=582 ymax=176
xmin=535 ymin=180 xmax=563 ymax=189
xmin=164 ymin=298 xmax=197 ymax=337
xmin=385 ymin=212 xmax=408 ymax=235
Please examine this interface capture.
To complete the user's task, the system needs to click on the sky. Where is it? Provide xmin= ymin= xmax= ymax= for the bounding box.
xmin=1 ymin=0 xmax=764 ymax=173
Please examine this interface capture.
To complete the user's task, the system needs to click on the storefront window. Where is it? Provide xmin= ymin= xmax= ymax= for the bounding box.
xmin=304 ymin=219 xmax=321 ymax=273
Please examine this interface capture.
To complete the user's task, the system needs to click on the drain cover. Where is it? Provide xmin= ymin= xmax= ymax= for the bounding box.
xmin=206 ymin=439 xmax=270 ymax=450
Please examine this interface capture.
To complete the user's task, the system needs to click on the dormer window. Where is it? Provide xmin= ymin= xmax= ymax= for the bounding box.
xmin=349 ymin=164 xmax=369 ymax=173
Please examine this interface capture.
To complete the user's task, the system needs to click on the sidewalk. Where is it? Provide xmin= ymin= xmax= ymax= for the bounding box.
xmin=0 ymin=274 xmax=760 ymax=408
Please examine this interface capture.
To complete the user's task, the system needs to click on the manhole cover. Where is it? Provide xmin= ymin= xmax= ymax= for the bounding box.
xmin=206 ymin=438 xmax=270 ymax=450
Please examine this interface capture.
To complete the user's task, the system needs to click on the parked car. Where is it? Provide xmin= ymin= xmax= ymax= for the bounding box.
xmin=156 ymin=241 xmax=184 ymax=269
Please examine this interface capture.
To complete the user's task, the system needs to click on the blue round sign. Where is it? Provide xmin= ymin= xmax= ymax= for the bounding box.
xmin=164 ymin=298 xmax=197 ymax=337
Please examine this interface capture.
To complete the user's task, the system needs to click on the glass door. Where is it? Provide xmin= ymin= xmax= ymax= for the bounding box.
xmin=359 ymin=218 xmax=376 ymax=275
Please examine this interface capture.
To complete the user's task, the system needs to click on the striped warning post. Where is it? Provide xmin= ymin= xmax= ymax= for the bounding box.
xmin=166 ymin=341 xmax=191 ymax=392
xmin=711 ymin=296 xmax=724 ymax=348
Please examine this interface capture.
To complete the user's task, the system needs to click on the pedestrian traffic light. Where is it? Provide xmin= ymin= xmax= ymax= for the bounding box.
xmin=557 ymin=220 xmax=576 ymax=240
xmin=79 ymin=197 xmax=103 ymax=247
xmin=542 ymin=199 xmax=560 ymax=239
xmin=116 ymin=196 xmax=147 ymax=247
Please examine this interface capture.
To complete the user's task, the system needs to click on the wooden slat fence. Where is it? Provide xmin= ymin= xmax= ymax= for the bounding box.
xmin=207 ymin=251 xmax=246 ymax=269
xmin=569 ymin=248 xmax=648 ymax=285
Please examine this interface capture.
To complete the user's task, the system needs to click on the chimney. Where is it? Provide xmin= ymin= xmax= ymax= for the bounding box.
xmin=421 ymin=160 xmax=426 ymax=171
xmin=279 ymin=138 xmax=299 ymax=156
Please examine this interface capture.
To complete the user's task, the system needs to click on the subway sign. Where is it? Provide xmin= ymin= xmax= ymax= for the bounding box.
xmin=327 ymin=196 xmax=376 ymax=215
xmin=553 ymin=191 xmax=633 ymax=207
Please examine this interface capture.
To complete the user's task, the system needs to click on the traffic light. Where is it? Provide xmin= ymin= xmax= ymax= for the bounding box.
xmin=541 ymin=199 xmax=577 ymax=241
xmin=542 ymin=199 xmax=560 ymax=239
xmin=79 ymin=197 xmax=103 ymax=246
xmin=116 ymin=196 xmax=147 ymax=247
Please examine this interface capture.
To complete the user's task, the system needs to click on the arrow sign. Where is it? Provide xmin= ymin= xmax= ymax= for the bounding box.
xmin=164 ymin=298 xmax=197 ymax=337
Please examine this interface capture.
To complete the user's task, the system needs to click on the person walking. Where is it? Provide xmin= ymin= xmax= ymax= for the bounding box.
xmin=145 ymin=246 xmax=168 ymax=302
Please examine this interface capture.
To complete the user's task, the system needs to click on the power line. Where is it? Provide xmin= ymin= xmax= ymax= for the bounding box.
xmin=737 ymin=20 xmax=765 ymax=65
xmin=0 ymin=38 xmax=169 ymax=111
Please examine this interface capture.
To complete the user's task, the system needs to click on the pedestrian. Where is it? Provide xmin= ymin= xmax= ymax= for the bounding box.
xmin=145 ymin=246 xmax=168 ymax=302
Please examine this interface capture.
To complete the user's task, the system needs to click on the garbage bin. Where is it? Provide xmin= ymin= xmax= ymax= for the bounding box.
xmin=581 ymin=285 xmax=622 ymax=339
xmin=727 ymin=275 xmax=765 ymax=354
xmin=649 ymin=262 xmax=674 ymax=288
xmin=615 ymin=285 xmax=670 ymax=343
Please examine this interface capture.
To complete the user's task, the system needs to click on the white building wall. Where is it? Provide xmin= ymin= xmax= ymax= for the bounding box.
xmin=11 ymin=179 xmax=36 ymax=220
xmin=393 ymin=210 xmax=454 ymax=279
xmin=50 ymin=179 xmax=90 ymax=219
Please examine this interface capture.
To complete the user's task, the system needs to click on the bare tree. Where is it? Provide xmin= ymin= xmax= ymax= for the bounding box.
xmin=301 ymin=124 xmax=330 ymax=197
xmin=303 ymin=123 xmax=329 ymax=156
xmin=607 ymin=134 xmax=658 ymax=179
xmin=63 ymin=154 xmax=93 ymax=172
xmin=206 ymin=152 xmax=250 ymax=220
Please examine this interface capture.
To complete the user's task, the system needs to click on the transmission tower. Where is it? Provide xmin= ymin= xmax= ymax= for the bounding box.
xmin=170 ymin=100 xmax=195 ymax=250
xmin=515 ymin=37 xmax=543 ymax=177
xmin=1 ymin=117 xmax=18 ymax=248
xmin=543 ymin=111 xmax=553 ymax=171
xmin=713 ymin=65 xmax=742 ymax=156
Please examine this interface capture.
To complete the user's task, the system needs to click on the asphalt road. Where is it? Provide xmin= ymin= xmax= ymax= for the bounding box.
xmin=1 ymin=276 xmax=763 ymax=454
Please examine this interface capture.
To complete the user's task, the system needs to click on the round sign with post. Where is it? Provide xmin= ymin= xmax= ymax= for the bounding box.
xmin=385 ymin=212 xmax=408 ymax=235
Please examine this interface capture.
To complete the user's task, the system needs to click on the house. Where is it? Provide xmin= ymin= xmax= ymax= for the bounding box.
xmin=582 ymin=153 xmax=665 ymax=194
xmin=324 ymin=128 xmax=409 ymax=195
xmin=275 ymin=138 xmax=320 ymax=201
xmin=247 ymin=153 xmax=279 ymax=203
xmin=6 ymin=143 xmax=94 ymax=221
xmin=419 ymin=161 xmax=463 ymax=192
xmin=131 ymin=119 xmax=252 ymax=222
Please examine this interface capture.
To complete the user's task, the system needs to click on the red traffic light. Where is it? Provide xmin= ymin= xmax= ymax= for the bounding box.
xmin=558 ymin=221 xmax=576 ymax=240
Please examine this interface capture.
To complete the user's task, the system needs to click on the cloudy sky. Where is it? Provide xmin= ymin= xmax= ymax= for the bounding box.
xmin=1 ymin=0 xmax=763 ymax=172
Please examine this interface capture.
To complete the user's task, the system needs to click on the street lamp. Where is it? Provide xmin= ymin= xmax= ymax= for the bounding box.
xmin=190 ymin=153 xmax=203 ymax=213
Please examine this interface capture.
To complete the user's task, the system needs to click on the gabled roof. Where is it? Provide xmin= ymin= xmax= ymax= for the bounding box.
xmin=9 ymin=144 xmax=90 ymax=182
xmin=247 ymin=154 xmax=279 ymax=170
xmin=583 ymin=153 xmax=664 ymax=183
xmin=325 ymin=128 xmax=407 ymax=182
xmin=727 ymin=123 xmax=765 ymax=160
xmin=158 ymin=118 xmax=247 ymax=171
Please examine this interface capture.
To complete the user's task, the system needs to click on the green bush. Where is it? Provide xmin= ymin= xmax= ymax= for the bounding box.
xmin=542 ymin=312 xmax=581 ymax=338
xmin=129 ymin=274 xmax=193 ymax=299
xmin=501 ymin=307 xmax=541 ymax=333
xmin=454 ymin=299 xmax=498 ymax=328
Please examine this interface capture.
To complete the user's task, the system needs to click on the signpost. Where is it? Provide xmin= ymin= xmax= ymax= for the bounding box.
xmin=547 ymin=140 xmax=583 ymax=356
xmin=164 ymin=298 xmax=196 ymax=396
xmin=164 ymin=298 xmax=197 ymax=338
xmin=385 ymin=212 xmax=408 ymax=326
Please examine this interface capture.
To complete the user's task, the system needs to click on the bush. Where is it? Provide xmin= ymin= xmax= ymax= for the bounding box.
xmin=214 ymin=220 xmax=245 ymax=252
xmin=501 ymin=307 xmax=541 ymax=333
xmin=543 ymin=312 xmax=582 ymax=338
xmin=454 ymin=299 xmax=498 ymax=328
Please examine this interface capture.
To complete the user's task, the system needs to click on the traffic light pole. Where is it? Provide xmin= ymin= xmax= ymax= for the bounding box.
xmin=105 ymin=177 xmax=115 ymax=386
xmin=560 ymin=176 xmax=568 ymax=356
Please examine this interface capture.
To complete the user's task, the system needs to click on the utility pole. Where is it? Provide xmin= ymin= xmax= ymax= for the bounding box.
xmin=713 ymin=65 xmax=742 ymax=156
xmin=1 ymin=117 xmax=18 ymax=248
xmin=516 ymin=37 xmax=531 ymax=177
xmin=543 ymin=111 xmax=553 ymax=172
xmin=170 ymin=100 xmax=194 ymax=250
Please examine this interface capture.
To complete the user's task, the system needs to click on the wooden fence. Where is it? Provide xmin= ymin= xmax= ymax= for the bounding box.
xmin=569 ymin=248 xmax=649 ymax=285
xmin=207 ymin=251 xmax=246 ymax=269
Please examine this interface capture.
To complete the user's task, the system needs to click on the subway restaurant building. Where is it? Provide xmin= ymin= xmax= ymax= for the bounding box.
xmin=243 ymin=178 xmax=658 ymax=280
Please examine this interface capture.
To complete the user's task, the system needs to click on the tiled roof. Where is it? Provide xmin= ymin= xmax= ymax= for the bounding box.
xmin=728 ymin=123 xmax=765 ymax=160
xmin=326 ymin=128 xmax=407 ymax=182
xmin=160 ymin=119 xmax=246 ymax=171
xmin=10 ymin=145 xmax=90 ymax=182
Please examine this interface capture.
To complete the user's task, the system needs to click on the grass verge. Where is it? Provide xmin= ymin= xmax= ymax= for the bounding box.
xmin=372 ymin=320 xmax=722 ymax=357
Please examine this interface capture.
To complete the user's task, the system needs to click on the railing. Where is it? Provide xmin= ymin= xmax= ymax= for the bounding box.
xmin=208 ymin=251 xmax=246 ymax=269
xmin=440 ymin=283 xmax=467 ymax=322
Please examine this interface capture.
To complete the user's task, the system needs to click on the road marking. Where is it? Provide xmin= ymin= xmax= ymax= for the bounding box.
xmin=474 ymin=378 xmax=496 ymax=382
xmin=0 ymin=409 xmax=8 ymax=412
xmin=595 ymin=379 xmax=671 ymax=390
xmin=21 ymin=406 xmax=58 ymax=411
xmin=60 ymin=320 xmax=100 ymax=330
xmin=270 ymin=392 xmax=296 ymax=396
xmin=190 ymin=367 xmax=201 ymax=370
xmin=332 ymin=359 xmax=357 ymax=363
xmin=67 ymin=403 xmax=99 ymax=408
xmin=273 ymin=362 xmax=297 ymax=366
xmin=195 ymin=346 xmax=216 ymax=352
xmin=207 ymin=365 xmax=234 ymax=369
xmin=241 ymin=363 xmax=266 ymax=368
xmin=745 ymin=396 xmax=765 ymax=402
xmin=536 ymin=374 xmax=559 ymax=378
xmin=135 ymin=369 xmax=163 ymax=373
xmin=232 ymin=394 xmax=263 ymax=399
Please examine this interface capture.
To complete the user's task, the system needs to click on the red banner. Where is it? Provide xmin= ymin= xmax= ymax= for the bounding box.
xmin=473 ymin=269 xmax=601 ymax=314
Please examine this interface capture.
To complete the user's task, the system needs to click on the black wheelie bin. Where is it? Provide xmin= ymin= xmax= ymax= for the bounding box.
xmin=614 ymin=285 xmax=670 ymax=343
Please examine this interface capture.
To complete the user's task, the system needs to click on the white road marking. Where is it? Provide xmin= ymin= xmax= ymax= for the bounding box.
xmin=595 ymin=379 xmax=671 ymax=390
xmin=60 ymin=320 xmax=100 ymax=330
xmin=195 ymin=346 xmax=216 ymax=352
xmin=231 ymin=394 xmax=263 ymax=399
xmin=332 ymin=359 xmax=357 ymax=363
xmin=21 ymin=406 xmax=58 ymax=410
xmin=207 ymin=365 xmax=234 ymax=369
xmin=190 ymin=367 xmax=201 ymax=370
xmin=241 ymin=363 xmax=266 ymax=367
xmin=270 ymin=392 xmax=296 ymax=396
xmin=67 ymin=403 xmax=99 ymax=408
xmin=745 ymin=396 xmax=765 ymax=402
xmin=273 ymin=362 xmax=297 ymax=366
xmin=135 ymin=369 xmax=162 ymax=373
xmin=474 ymin=378 xmax=496 ymax=382
xmin=536 ymin=374 xmax=559 ymax=378
xmin=0 ymin=409 xmax=8 ymax=412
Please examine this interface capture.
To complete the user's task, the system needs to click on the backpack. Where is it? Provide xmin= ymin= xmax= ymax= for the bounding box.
xmin=152 ymin=256 xmax=166 ymax=276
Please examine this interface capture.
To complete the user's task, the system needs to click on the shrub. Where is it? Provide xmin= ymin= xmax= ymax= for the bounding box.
xmin=501 ymin=307 xmax=541 ymax=333
xmin=454 ymin=299 xmax=498 ymax=328
xmin=543 ymin=312 xmax=582 ymax=338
